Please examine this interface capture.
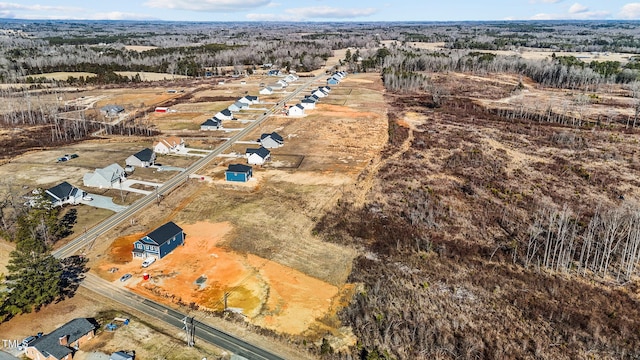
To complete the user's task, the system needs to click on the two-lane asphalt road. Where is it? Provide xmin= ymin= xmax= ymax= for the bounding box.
xmin=52 ymin=72 xmax=326 ymax=359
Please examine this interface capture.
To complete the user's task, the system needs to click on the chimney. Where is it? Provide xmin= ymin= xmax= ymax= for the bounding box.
xmin=58 ymin=335 xmax=68 ymax=346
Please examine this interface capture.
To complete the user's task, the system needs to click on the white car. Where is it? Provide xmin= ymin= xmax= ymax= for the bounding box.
xmin=82 ymin=195 xmax=93 ymax=201
xmin=141 ymin=257 xmax=156 ymax=268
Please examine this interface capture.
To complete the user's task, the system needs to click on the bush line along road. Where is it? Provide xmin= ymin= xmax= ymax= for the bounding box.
xmin=51 ymin=71 xmax=328 ymax=360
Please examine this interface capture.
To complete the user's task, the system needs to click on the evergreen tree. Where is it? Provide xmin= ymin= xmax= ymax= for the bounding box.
xmin=2 ymin=194 xmax=63 ymax=318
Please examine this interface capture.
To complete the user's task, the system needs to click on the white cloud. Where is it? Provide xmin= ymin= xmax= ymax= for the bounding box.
xmin=568 ymin=3 xmax=588 ymax=14
xmin=144 ymin=0 xmax=271 ymax=12
xmin=288 ymin=6 xmax=377 ymax=19
xmin=619 ymin=3 xmax=640 ymax=19
xmin=0 ymin=2 xmax=80 ymax=12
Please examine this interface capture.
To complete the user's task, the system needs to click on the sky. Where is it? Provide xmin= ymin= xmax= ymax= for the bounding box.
xmin=1 ymin=0 xmax=640 ymax=22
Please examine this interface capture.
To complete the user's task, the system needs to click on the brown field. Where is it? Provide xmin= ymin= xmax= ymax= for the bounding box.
xmin=114 ymin=71 xmax=189 ymax=81
xmin=124 ymin=45 xmax=159 ymax=52
xmin=395 ymin=40 xmax=640 ymax=63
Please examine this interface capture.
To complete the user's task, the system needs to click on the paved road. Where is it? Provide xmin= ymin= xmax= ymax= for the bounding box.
xmin=83 ymin=274 xmax=285 ymax=360
xmin=51 ymin=72 xmax=324 ymax=359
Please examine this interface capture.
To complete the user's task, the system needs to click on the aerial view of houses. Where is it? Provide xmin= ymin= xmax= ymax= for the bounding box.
xmin=6 ymin=11 xmax=640 ymax=360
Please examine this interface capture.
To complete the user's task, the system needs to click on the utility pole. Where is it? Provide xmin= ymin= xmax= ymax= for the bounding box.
xmin=182 ymin=316 xmax=195 ymax=347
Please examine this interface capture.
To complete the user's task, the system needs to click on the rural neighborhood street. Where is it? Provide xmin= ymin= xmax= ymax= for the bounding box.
xmin=51 ymin=71 xmax=327 ymax=359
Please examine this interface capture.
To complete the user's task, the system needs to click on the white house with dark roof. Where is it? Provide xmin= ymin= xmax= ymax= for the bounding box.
xmin=83 ymin=163 xmax=125 ymax=189
xmin=215 ymin=109 xmax=233 ymax=121
xmin=25 ymin=318 xmax=96 ymax=360
xmin=200 ymin=118 xmax=221 ymax=130
xmin=245 ymin=147 xmax=271 ymax=165
xmin=238 ymin=95 xmax=259 ymax=105
xmin=259 ymin=87 xmax=273 ymax=95
xmin=312 ymin=88 xmax=328 ymax=98
xmin=300 ymin=98 xmax=316 ymax=109
xmin=258 ymin=132 xmax=284 ymax=149
xmin=125 ymin=148 xmax=156 ymax=168
xmin=44 ymin=181 xmax=84 ymax=207
xmin=287 ymin=104 xmax=305 ymax=117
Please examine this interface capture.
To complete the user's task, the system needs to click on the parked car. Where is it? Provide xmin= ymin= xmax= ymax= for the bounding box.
xmin=56 ymin=157 xmax=68 ymax=162
xmin=82 ymin=195 xmax=93 ymax=201
xmin=141 ymin=257 xmax=156 ymax=268
xmin=119 ymin=273 xmax=132 ymax=282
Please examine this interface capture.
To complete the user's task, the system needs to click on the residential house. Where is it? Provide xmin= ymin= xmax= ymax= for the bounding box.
xmin=327 ymin=77 xmax=339 ymax=85
xmin=132 ymin=221 xmax=185 ymax=260
xmin=83 ymin=164 xmax=125 ymax=189
xmin=300 ymin=98 xmax=316 ymax=110
xmin=228 ymin=101 xmax=248 ymax=112
xmin=238 ymin=95 xmax=259 ymax=105
xmin=287 ymin=104 xmax=305 ymax=116
xmin=153 ymin=137 xmax=185 ymax=154
xmin=25 ymin=318 xmax=96 ymax=360
xmin=276 ymin=79 xmax=288 ymax=88
xmin=259 ymin=87 xmax=273 ymax=95
xmin=304 ymin=94 xmax=320 ymax=102
xmin=100 ymin=105 xmax=124 ymax=117
xmin=215 ymin=109 xmax=234 ymax=121
xmin=225 ymin=164 xmax=253 ymax=182
xmin=245 ymin=147 xmax=271 ymax=165
xmin=45 ymin=182 xmax=84 ymax=207
xmin=321 ymin=86 xmax=332 ymax=93
xmin=125 ymin=148 xmax=156 ymax=168
xmin=268 ymin=83 xmax=284 ymax=91
xmin=267 ymin=69 xmax=281 ymax=76
xmin=200 ymin=118 xmax=221 ymax=130
xmin=258 ymin=132 xmax=284 ymax=149
xmin=312 ymin=89 xmax=328 ymax=98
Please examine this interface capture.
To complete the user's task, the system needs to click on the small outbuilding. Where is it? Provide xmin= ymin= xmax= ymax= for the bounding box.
xmin=225 ymin=164 xmax=253 ymax=182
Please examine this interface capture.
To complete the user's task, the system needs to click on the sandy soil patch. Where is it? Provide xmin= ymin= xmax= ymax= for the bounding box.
xmin=96 ymin=221 xmax=345 ymax=335
xmin=124 ymin=45 xmax=158 ymax=52
xmin=114 ymin=71 xmax=189 ymax=81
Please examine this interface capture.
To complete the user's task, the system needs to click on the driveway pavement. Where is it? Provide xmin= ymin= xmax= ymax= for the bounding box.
xmin=78 ymin=194 xmax=128 ymax=212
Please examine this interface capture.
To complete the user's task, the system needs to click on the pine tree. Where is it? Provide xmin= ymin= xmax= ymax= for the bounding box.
xmin=2 ymin=195 xmax=63 ymax=318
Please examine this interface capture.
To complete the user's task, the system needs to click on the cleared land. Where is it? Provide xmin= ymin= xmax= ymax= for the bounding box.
xmin=383 ymin=40 xmax=640 ymax=63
